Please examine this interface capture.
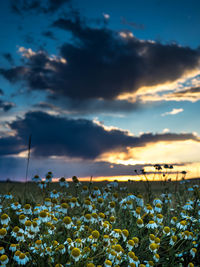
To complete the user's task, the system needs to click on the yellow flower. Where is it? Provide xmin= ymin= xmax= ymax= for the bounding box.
xmin=1 ymin=214 xmax=10 ymax=225
xmin=71 ymin=248 xmax=81 ymax=262
xmin=136 ymin=219 xmax=144 ymax=228
xmin=163 ymin=226 xmax=170 ymax=235
xmin=149 ymin=243 xmax=159 ymax=252
xmin=105 ymin=259 xmax=112 ymax=266
xmin=110 ymin=216 xmax=115 ymax=223
xmin=92 ymin=230 xmax=100 ymax=239
xmin=0 ymin=228 xmax=7 ymax=238
xmin=0 ymin=254 xmax=9 ymax=265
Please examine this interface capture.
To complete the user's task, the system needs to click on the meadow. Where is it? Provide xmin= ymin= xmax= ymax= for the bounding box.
xmin=0 ymin=172 xmax=200 ymax=267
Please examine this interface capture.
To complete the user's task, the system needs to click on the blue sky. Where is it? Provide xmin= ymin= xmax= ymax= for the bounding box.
xmin=0 ymin=0 xmax=200 ymax=181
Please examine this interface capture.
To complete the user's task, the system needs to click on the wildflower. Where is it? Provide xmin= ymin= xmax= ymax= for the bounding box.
xmin=145 ymin=261 xmax=154 ymax=267
xmin=180 ymin=210 xmax=187 ymax=218
xmin=59 ymin=177 xmax=66 ymax=187
xmin=136 ymin=195 xmax=144 ymax=207
xmin=71 ymin=248 xmax=81 ymax=262
xmin=63 ymin=216 xmax=73 ymax=229
xmin=32 ymin=174 xmax=41 ymax=182
xmin=57 ymin=244 xmax=66 ymax=254
xmin=0 ymin=255 xmax=9 ymax=265
xmin=127 ymin=240 xmax=135 ymax=251
xmin=111 ymin=229 xmax=121 ymax=239
xmin=0 ymin=228 xmax=7 ymax=239
xmin=122 ymin=229 xmax=129 ymax=241
xmin=170 ymin=217 xmax=177 ymax=225
xmin=0 ymin=247 xmax=5 ymax=254
xmin=153 ymin=254 xmax=160 ymax=262
xmin=132 ymin=237 xmax=139 ymax=248
xmin=133 ymin=207 xmax=141 ymax=218
xmin=70 ymin=197 xmax=79 ymax=208
xmin=97 ymin=197 xmax=104 ymax=206
xmin=182 ymin=203 xmax=193 ymax=210
xmin=109 ymin=201 xmax=116 ymax=213
xmin=169 ymin=235 xmax=177 ymax=246
xmin=154 ymin=203 xmax=162 ymax=213
xmin=91 ymin=230 xmax=100 ymax=242
xmin=110 ymin=216 xmax=116 ymax=223
xmin=38 ymin=181 xmax=47 ymax=189
xmin=4 ymin=192 xmax=13 ymax=199
xmin=163 ymin=226 xmax=170 ymax=235
xmin=146 ymin=221 xmax=157 ymax=229
xmin=190 ymin=248 xmax=197 ymax=258
xmin=16 ymin=252 xmax=29 ymax=265
xmin=50 ymin=190 xmax=60 ymax=199
xmin=16 ymin=232 xmax=25 ymax=242
xmin=149 ymin=234 xmax=155 ymax=243
xmin=91 ymin=213 xmax=98 ymax=224
xmin=155 ymin=237 xmax=160 ymax=245
xmin=60 ymin=203 xmax=69 ymax=214
xmin=39 ymin=211 xmax=49 ymax=223
xmin=24 ymin=220 xmax=32 ymax=231
xmin=153 ymin=198 xmax=162 ymax=205
xmin=156 ymin=214 xmax=163 ymax=223
xmin=9 ymin=244 xmax=17 ymax=252
xmin=136 ymin=219 xmax=144 ymax=228
xmin=35 ymin=240 xmax=42 ymax=248
xmin=177 ymin=220 xmax=187 ymax=230
xmin=144 ymin=205 xmax=154 ymax=214
xmin=105 ymin=259 xmax=112 ymax=266
xmin=46 ymin=172 xmax=53 ymax=182
xmin=1 ymin=214 xmax=10 ymax=225
xmin=149 ymin=243 xmax=159 ymax=253
xmin=11 ymin=226 xmax=20 ymax=238
xmin=19 ymin=214 xmax=27 ymax=224
xmin=11 ymin=202 xmax=21 ymax=210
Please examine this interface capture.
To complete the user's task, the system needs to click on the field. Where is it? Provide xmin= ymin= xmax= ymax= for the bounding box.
xmin=0 ymin=176 xmax=200 ymax=266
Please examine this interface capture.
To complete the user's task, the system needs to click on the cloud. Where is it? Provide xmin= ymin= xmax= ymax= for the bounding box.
xmin=42 ymin=31 xmax=57 ymax=40
xmin=0 ymin=155 xmax=185 ymax=181
xmin=0 ymin=100 xmax=15 ymax=112
xmin=0 ymin=89 xmax=4 ymax=96
xmin=2 ymin=53 xmax=14 ymax=65
xmin=1 ymin=13 xmax=200 ymax=112
xmin=10 ymin=0 xmax=71 ymax=14
xmin=0 ymin=111 xmax=199 ymax=160
xmin=166 ymin=86 xmax=200 ymax=102
xmin=161 ymin=108 xmax=184 ymax=116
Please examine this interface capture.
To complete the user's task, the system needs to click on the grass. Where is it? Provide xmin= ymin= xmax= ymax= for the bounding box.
xmin=0 ymin=176 xmax=200 ymax=266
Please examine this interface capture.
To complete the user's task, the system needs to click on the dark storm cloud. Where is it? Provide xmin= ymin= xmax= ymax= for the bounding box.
xmin=1 ymin=14 xmax=200 ymax=109
xmin=10 ymin=0 xmax=71 ymax=14
xmin=2 ymin=53 xmax=14 ymax=65
xmin=0 ymin=136 xmax=24 ymax=156
xmin=45 ymin=97 xmax=140 ymax=114
xmin=0 ymin=111 xmax=199 ymax=159
xmin=0 ymin=100 xmax=15 ymax=112
xmin=0 ymin=66 xmax=28 ymax=82
xmin=168 ymin=86 xmax=200 ymax=99
xmin=33 ymin=102 xmax=56 ymax=110
xmin=42 ymin=31 xmax=57 ymax=40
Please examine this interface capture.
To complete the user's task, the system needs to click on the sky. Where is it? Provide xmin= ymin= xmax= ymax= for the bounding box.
xmin=0 ymin=0 xmax=200 ymax=181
